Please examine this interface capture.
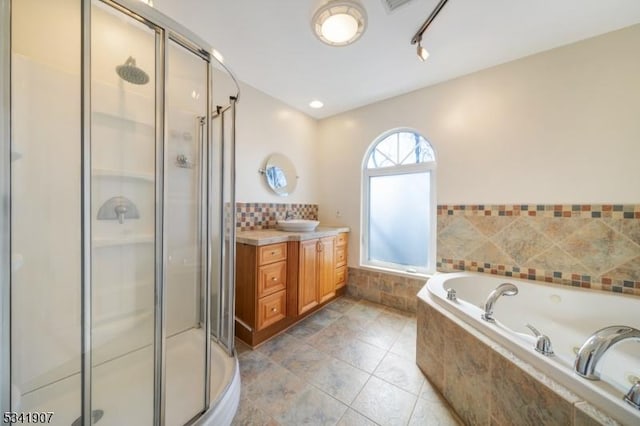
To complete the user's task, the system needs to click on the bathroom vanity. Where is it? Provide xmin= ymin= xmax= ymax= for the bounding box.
xmin=235 ymin=227 xmax=349 ymax=347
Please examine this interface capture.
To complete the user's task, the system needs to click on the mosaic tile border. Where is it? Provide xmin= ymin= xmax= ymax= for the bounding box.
xmin=236 ymin=202 xmax=318 ymax=231
xmin=437 ymin=204 xmax=640 ymax=297
xmin=438 ymin=204 xmax=640 ymax=219
xmin=436 ymin=258 xmax=640 ymax=295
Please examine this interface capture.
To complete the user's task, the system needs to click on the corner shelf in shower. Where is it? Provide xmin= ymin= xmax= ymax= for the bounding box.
xmin=93 ymin=234 xmax=154 ymax=248
xmin=93 ymin=168 xmax=154 ymax=182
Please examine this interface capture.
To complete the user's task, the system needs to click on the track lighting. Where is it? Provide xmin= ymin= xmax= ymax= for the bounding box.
xmin=416 ymin=38 xmax=429 ymax=62
xmin=411 ymin=0 xmax=449 ymax=61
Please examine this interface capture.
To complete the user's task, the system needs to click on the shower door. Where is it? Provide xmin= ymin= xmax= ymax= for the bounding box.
xmin=90 ymin=2 xmax=158 ymax=424
xmin=2 ymin=0 xmax=236 ymax=425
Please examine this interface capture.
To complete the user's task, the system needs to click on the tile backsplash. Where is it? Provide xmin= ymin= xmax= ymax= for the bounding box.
xmin=236 ymin=202 xmax=318 ymax=231
xmin=437 ymin=204 xmax=640 ymax=296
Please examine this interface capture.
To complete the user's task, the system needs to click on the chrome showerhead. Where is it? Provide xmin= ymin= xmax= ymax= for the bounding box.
xmin=115 ymin=56 xmax=149 ymax=85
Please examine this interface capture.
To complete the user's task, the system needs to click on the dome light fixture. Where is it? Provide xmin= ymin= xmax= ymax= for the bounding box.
xmin=312 ymin=1 xmax=367 ymax=47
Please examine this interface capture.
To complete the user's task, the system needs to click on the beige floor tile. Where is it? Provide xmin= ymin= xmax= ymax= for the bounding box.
xmin=324 ymin=338 xmax=386 ymax=373
xmin=337 ymin=409 xmax=379 ymax=426
xmin=285 ymin=317 xmax=325 ymax=340
xmin=409 ymin=396 xmax=462 ymax=426
xmin=257 ymin=332 xmax=303 ymax=363
xmin=234 ymin=297 xmax=459 ymax=426
xmin=325 ymin=297 xmax=358 ymax=313
xmin=276 ymin=385 xmax=348 ymax=425
xmin=244 ymin=364 xmax=307 ymax=418
xmin=279 ymin=343 xmax=329 ymax=379
xmin=351 ymin=377 xmax=418 ymax=426
xmin=374 ymin=352 xmax=425 ymax=395
xmin=308 ymin=357 xmax=370 ymax=405
xmin=238 ymin=351 xmax=279 ymax=386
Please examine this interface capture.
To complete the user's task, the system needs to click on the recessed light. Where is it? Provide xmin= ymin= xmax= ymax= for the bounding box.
xmin=312 ymin=1 xmax=367 ymax=47
xmin=309 ymin=100 xmax=324 ymax=109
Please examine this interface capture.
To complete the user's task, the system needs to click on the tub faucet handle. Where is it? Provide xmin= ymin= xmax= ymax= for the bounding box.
xmin=624 ymin=381 xmax=640 ymax=410
xmin=526 ymin=324 xmax=554 ymax=356
xmin=446 ymin=288 xmax=457 ymax=301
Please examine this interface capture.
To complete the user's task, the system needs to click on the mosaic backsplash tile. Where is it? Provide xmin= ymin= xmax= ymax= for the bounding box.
xmin=236 ymin=202 xmax=318 ymax=231
xmin=437 ymin=204 xmax=640 ymax=296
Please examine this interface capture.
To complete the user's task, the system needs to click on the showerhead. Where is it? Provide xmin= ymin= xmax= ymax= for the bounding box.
xmin=116 ymin=56 xmax=149 ymax=85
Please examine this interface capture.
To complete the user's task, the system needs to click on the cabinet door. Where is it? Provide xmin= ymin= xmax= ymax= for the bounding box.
xmin=298 ymin=239 xmax=319 ymax=315
xmin=318 ymin=236 xmax=336 ymax=304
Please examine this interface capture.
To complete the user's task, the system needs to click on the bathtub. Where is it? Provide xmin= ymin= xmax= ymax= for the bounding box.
xmin=424 ymin=272 xmax=640 ymax=425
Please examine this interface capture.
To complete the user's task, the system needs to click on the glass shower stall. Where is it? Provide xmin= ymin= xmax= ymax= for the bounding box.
xmin=1 ymin=0 xmax=240 ymax=424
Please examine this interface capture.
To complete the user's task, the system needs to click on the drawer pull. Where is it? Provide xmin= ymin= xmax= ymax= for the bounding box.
xmin=271 ymin=307 xmax=278 ymax=312
xmin=271 ymin=277 xmax=277 ymax=281
xmin=271 ymin=251 xmax=275 ymax=255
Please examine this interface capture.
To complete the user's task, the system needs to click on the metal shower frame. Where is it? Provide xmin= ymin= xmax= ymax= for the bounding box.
xmin=0 ymin=0 xmax=240 ymax=424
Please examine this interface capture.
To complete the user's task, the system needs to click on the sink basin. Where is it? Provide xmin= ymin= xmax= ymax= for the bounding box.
xmin=276 ymin=219 xmax=320 ymax=232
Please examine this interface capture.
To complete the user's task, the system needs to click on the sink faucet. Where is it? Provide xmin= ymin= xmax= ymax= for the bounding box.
xmin=481 ymin=282 xmax=518 ymax=323
xmin=285 ymin=210 xmax=294 ymax=220
xmin=574 ymin=326 xmax=640 ymax=380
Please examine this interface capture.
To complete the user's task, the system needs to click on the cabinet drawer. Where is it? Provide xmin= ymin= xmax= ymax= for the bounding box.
xmin=257 ymin=290 xmax=286 ymax=330
xmin=335 ymin=245 xmax=347 ymax=267
xmin=335 ymin=265 xmax=347 ymax=288
xmin=258 ymin=261 xmax=287 ymax=298
xmin=336 ymin=233 xmax=348 ymax=246
xmin=258 ymin=243 xmax=287 ymax=265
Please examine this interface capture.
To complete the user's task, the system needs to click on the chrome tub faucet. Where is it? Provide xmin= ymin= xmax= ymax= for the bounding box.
xmin=574 ymin=326 xmax=640 ymax=380
xmin=481 ymin=282 xmax=518 ymax=323
xmin=526 ymin=323 xmax=554 ymax=356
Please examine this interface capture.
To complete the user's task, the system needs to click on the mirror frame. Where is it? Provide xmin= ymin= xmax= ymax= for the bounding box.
xmin=261 ymin=153 xmax=297 ymax=196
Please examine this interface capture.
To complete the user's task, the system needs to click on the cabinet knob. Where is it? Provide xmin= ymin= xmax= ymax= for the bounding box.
xmin=271 ymin=251 xmax=275 ymax=255
xmin=271 ymin=277 xmax=277 ymax=281
xmin=271 ymin=307 xmax=277 ymax=312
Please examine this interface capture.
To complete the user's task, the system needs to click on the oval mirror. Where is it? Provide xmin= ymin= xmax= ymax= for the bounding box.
xmin=262 ymin=153 xmax=297 ymax=196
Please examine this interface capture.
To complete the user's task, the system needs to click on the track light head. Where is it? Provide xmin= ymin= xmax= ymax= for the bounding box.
xmin=417 ymin=40 xmax=429 ymax=61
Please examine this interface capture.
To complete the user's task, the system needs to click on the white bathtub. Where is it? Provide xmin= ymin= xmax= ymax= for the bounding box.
xmin=426 ymin=272 xmax=640 ymax=425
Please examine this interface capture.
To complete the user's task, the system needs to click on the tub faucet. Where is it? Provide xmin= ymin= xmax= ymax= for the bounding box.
xmin=481 ymin=283 xmax=518 ymax=323
xmin=285 ymin=210 xmax=294 ymax=220
xmin=525 ymin=324 xmax=554 ymax=356
xmin=574 ymin=326 xmax=640 ymax=380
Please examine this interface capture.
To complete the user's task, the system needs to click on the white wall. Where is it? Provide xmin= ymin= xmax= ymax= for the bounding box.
xmin=316 ymin=24 xmax=640 ymax=266
xmin=232 ymin=81 xmax=320 ymax=204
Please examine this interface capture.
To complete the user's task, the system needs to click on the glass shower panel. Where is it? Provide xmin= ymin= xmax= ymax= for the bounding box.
xmin=164 ymin=39 xmax=207 ymax=425
xmin=90 ymin=2 xmax=157 ymax=424
xmin=10 ymin=0 xmax=82 ymax=423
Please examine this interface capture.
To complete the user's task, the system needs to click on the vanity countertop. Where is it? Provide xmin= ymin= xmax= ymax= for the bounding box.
xmin=236 ymin=226 xmax=350 ymax=246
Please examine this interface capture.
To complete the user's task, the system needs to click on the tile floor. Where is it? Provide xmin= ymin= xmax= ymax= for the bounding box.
xmin=232 ymin=296 xmax=462 ymax=426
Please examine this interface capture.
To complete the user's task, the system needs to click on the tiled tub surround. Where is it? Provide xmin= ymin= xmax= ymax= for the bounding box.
xmin=417 ymin=287 xmax=629 ymax=426
xmin=346 ymin=267 xmax=426 ymax=313
xmin=236 ymin=202 xmax=318 ymax=231
xmin=437 ymin=204 xmax=640 ymax=296
xmin=426 ymin=272 xmax=640 ymax=425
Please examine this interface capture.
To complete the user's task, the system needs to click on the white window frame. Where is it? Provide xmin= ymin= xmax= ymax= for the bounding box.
xmin=361 ymin=128 xmax=437 ymax=275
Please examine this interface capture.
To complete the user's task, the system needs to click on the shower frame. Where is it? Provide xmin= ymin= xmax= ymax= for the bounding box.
xmin=0 ymin=0 xmax=239 ymax=424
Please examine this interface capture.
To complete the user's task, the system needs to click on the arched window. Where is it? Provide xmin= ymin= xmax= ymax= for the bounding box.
xmin=362 ymin=129 xmax=436 ymax=274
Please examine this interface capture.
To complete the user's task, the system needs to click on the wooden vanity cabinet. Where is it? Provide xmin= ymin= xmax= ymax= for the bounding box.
xmin=297 ymin=236 xmax=336 ymax=315
xmin=235 ymin=231 xmax=348 ymax=347
xmin=235 ymin=242 xmax=291 ymax=346
xmin=335 ymin=232 xmax=348 ymax=289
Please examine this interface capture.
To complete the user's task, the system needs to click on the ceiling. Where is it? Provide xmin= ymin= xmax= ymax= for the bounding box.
xmin=154 ymin=0 xmax=640 ymax=119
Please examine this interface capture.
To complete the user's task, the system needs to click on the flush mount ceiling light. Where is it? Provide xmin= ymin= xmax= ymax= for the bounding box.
xmin=312 ymin=1 xmax=367 ymax=46
xmin=309 ymin=100 xmax=324 ymax=109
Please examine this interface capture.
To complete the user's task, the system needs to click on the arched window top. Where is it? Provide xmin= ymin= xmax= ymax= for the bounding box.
xmin=366 ymin=130 xmax=435 ymax=169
